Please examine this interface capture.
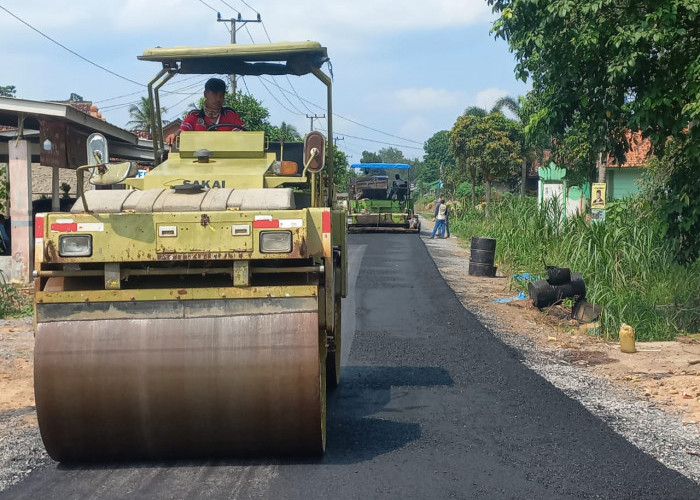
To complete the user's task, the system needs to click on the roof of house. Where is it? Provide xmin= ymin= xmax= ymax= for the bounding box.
xmin=608 ymin=131 xmax=653 ymax=167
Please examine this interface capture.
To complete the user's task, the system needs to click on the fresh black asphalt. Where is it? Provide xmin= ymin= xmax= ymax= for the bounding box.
xmin=3 ymin=233 xmax=699 ymax=499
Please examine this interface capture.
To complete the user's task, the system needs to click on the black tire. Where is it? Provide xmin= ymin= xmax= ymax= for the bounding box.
xmin=546 ymin=266 xmax=571 ymax=286
xmin=470 ymin=249 xmax=496 ymax=264
xmin=468 ymin=261 xmax=496 ymax=277
xmin=528 ymin=279 xmax=558 ymax=308
xmin=471 ymin=237 xmax=496 ymax=252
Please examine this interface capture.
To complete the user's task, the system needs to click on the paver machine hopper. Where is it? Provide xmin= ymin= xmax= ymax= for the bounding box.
xmin=346 ymin=163 xmax=419 ymax=232
xmin=32 ymin=42 xmax=346 ymax=461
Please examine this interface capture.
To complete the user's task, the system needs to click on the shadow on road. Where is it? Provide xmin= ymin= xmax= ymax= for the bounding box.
xmin=40 ymin=365 xmax=452 ymax=474
xmin=323 ymin=365 xmax=453 ymax=464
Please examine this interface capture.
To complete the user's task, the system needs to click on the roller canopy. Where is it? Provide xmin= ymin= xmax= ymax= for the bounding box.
xmin=351 ymin=163 xmax=411 ymax=170
xmin=139 ymin=42 xmax=329 ymax=76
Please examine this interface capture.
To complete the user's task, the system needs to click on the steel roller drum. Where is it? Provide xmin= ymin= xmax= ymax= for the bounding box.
xmin=34 ymin=302 xmax=325 ymax=461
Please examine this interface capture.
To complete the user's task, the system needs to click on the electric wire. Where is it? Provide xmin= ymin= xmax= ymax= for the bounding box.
xmin=196 ymin=0 xmax=220 ymax=14
xmin=336 ymin=132 xmax=424 ymax=151
xmin=217 ymin=0 xmax=241 ymax=15
xmin=237 ymin=0 xmax=260 ymax=14
xmin=260 ymin=20 xmax=315 ymax=114
xmin=243 ymin=25 xmax=305 ymax=115
xmin=0 ymin=5 xmax=144 ymax=87
xmin=257 ymin=76 xmax=424 ymax=147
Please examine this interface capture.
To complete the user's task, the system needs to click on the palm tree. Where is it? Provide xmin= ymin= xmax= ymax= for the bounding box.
xmin=463 ymin=105 xmax=488 ymax=117
xmin=279 ymin=121 xmax=301 ymax=141
xmin=126 ymin=97 xmax=168 ymax=137
xmin=492 ymin=96 xmax=534 ymax=196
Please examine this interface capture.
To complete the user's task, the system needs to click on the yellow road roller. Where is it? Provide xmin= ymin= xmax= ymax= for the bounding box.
xmin=33 ymin=42 xmax=346 ymax=461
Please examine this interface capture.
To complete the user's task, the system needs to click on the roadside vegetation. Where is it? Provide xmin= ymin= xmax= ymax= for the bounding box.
xmin=0 ymin=273 xmax=33 ymax=318
xmin=408 ymin=1 xmax=699 ymax=342
xmin=451 ymin=195 xmax=699 ymax=341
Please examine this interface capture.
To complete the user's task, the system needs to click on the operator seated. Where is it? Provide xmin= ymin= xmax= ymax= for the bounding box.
xmin=165 ymin=78 xmax=246 ymax=146
xmin=388 ymin=174 xmax=408 ymax=201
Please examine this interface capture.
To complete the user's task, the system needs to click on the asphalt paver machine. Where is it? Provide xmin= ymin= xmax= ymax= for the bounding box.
xmin=346 ymin=162 xmax=419 ymax=232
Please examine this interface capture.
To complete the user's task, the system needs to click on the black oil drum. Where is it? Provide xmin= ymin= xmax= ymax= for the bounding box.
xmin=469 ymin=237 xmax=496 ymax=277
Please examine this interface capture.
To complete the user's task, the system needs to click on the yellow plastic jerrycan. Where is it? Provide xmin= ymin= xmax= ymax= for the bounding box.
xmin=619 ymin=323 xmax=636 ymax=353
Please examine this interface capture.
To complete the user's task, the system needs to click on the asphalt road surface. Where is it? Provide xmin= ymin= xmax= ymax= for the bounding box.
xmin=3 ymin=233 xmax=699 ymax=499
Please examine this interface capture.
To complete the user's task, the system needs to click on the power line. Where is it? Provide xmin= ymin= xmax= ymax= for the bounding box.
xmin=336 ymin=132 xmax=424 ymax=151
xmin=0 ymin=5 xmax=144 ymax=87
xmin=217 ymin=0 xmax=241 ymax=15
xmin=196 ymin=0 xmax=220 ymax=13
xmin=256 ymin=76 xmax=423 ymax=145
xmin=256 ymin=76 xmax=302 ymax=115
xmin=237 ymin=0 xmax=260 ymax=14
xmin=243 ymin=25 xmax=306 ymax=114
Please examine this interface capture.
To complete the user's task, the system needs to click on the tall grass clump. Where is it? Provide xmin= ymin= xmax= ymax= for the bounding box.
xmin=451 ymin=195 xmax=699 ymax=341
xmin=0 ymin=272 xmax=33 ymax=318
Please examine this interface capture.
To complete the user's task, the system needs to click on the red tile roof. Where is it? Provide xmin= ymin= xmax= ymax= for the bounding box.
xmin=607 ymin=131 xmax=653 ymax=168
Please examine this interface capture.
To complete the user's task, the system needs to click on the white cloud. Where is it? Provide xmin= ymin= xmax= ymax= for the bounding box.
xmin=475 ymin=87 xmax=509 ymax=111
xmin=0 ymin=1 xmax=493 ymax=52
xmin=393 ymin=88 xmax=465 ymax=111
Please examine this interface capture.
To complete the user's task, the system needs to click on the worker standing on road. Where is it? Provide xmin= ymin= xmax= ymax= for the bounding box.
xmin=429 ymin=198 xmax=447 ymax=239
xmin=444 ymin=201 xmax=451 ymax=238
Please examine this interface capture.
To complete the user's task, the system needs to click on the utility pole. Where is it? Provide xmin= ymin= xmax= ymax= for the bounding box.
xmin=306 ymin=114 xmax=325 ymax=132
xmin=217 ymin=12 xmax=262 ymax=94
xmin=333 ymin=136 xmax=344 ymax=146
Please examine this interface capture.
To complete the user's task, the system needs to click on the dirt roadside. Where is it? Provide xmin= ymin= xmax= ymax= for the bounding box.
xmin=420 ymin=215 xmax=699 ymax=482
xmin=420 ymin=228 xmax=700 ymax=427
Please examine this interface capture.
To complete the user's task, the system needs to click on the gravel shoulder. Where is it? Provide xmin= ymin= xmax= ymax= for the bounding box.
xmin=419 ymin=216 xmax=700 ymax=484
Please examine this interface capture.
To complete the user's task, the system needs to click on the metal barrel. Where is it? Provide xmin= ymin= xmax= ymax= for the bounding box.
xmin=468 ymin=237 xmax=497 ymax=277
xmin=34 ymin=297 xmax=325 ymax=461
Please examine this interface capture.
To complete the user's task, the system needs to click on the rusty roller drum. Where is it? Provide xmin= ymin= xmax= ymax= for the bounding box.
xmin=34 ymin=296 xmax=326 ymax=461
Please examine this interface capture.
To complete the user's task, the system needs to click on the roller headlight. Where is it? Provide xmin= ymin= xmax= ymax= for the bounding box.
xmin=259 ymin=231 xmax=292 ymax=253
xmin=58 ymin=234 xmax=92 ymax=257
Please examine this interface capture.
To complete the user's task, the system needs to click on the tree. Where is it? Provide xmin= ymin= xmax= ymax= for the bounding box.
xmin=360 ymin=151 xmax=382 ymax=164
xmin=126 ymin=97 xmax=167 ymax=136
xmin=489 ymin=0 xmax=700 ymax=261
xmin=450 ymin=113 xmax=523 ymax=216
xmin=422 ymin=130 xmax=454 ymax=192
xmin=278 ymin=122 xmax=302 ymax=141
xmin=224 ymin=92 xmax=272 ymax=132
xmin=0 ymin=85 xmax=16 ymax=98
xmin=492 ymin=95 xmax=543 ymax=195
xmin=330 ymin=144 xmax=352 ymax=191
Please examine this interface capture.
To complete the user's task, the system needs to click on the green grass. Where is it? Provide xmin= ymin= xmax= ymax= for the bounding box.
xmin=0 ymin=272 xmax=33 ymax=318
xmin=451 ymin=195 xmax=700 ymax=341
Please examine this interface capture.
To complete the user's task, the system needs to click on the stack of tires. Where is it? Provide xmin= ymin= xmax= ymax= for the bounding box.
xmin=528 ymin=267 xmax=586 ymax=308
xmin=468 ymin=237 xmax=497 ymax=277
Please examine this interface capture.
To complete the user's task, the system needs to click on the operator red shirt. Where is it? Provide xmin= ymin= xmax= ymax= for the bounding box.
xmin=180 ymin=107 xmax=245 ymax=131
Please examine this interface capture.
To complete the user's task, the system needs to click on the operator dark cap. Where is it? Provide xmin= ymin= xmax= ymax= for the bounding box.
xmin=204 ymin=78 xmax=227 ymax=93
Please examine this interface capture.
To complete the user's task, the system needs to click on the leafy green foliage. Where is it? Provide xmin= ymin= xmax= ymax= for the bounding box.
xmin=421 ymin=130 xmax=454 ymax=185
xmin=224 ymin=92 xmax=271 ymax=132
xmin=449 ymin=113 xmax=523 ymax=214
xmin=489 ymin=0 xmax=700 ymax=261
xmin=329 ymin=144 xmax=352 ymax=191
xmin=0 ymin=85 xmax=16 ymax=97
xmin=451 ymin=195 xmax=700 ymax=340
xmin=360 ymin=151 xmax=382 ymax=163
xmin=0 ymin=273 xmax=33 ymax=318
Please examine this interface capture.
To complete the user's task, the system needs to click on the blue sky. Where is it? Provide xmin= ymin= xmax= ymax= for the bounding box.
xmin=0 ymin=0 xmax=529 ymax=163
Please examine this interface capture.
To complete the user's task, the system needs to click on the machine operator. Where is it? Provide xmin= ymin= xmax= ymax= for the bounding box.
xmin=165 ymin=78 xmax=246 ymax=146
